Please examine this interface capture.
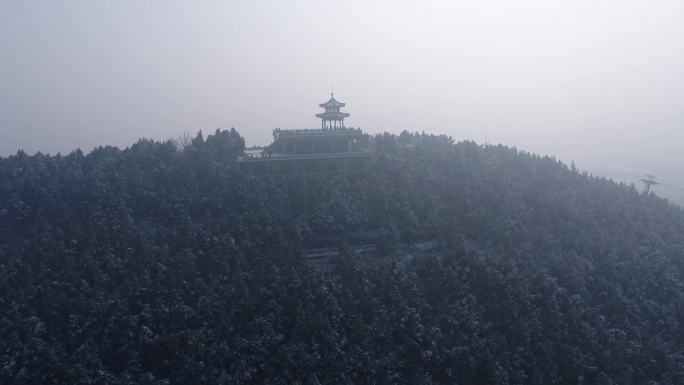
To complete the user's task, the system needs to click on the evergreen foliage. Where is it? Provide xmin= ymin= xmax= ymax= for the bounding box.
xmin=1 ymin=129 xmax=683 ymax=384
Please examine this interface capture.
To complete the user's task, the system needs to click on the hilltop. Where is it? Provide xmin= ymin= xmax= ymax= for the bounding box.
xmin=1 ymin=129 xmax=684 ymax=384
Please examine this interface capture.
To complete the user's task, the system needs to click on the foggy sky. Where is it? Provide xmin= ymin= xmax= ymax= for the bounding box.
xmin=1 ymin=1 xmax=683 ymax=201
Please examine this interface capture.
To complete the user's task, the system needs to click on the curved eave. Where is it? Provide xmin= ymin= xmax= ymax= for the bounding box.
xmin=319 ymin=102 xmax=345 ymax=108
xmin=315 ymin=112 xmax=350 ymax=119
xmin=319 ymin=97 xmax=346 ymax=108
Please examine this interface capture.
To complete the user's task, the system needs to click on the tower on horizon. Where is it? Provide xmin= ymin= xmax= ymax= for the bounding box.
xmin=238 ymin=93 xmax=371 ymax=175
xmin=315 ymin=93 xmax=350 ymax=130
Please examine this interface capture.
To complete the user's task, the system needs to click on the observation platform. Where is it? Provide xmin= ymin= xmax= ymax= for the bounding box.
xmin=238 ymin=127 xmax=372 ymax=175
xmin=238 ymin=94 xmax=373 ymax=175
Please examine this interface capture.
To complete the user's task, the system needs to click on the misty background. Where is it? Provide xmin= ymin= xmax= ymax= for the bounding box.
xmin=1 ymin=0 xmax=683 ymax=202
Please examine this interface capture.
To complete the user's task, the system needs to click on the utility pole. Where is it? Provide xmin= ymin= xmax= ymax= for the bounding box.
xmin=641 ymin=174 xmax=658 ymax=194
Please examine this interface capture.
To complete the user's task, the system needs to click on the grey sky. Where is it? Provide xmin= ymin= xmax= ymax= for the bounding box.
xmin=1 ymin=0 xmax=683 ymax=201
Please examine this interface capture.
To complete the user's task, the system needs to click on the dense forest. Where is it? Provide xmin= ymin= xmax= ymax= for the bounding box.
xmin=1 ymin=129 xmax=684 ymax=384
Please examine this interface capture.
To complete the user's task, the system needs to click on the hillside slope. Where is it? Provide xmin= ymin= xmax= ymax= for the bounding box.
xmin=1 ymin=129 xmax=683 ymax=384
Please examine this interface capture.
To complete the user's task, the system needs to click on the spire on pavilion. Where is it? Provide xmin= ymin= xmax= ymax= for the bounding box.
xmin=315 ymin=93 xmax=350 ymax=130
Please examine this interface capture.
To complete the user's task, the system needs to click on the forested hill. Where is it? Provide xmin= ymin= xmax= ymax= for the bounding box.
xmin=2 ymin=129 xmax=684 ymax=385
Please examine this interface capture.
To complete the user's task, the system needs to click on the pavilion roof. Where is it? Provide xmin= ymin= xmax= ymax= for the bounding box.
xmin=319 ymin=94 xmax=346 ymax=108
xmin=315 ymin=111 xmax=350 ymax=120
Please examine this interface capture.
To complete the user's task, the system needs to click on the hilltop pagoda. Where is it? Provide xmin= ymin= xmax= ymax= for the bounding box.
xmin=316 ymin=93 xmax=350 ymax=129
xmin=239 ymin=93 xmax=372 ymax=175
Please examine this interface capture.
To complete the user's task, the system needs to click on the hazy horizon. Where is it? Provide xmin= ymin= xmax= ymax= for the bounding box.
xmin=2 ymin=0 xmax=683 ymax=201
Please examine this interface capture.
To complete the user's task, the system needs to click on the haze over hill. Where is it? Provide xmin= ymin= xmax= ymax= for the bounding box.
xmin=4 ymin=1 xmax=684 ymax=383
xmin=2 ymin=0 xmax=683 ymax=202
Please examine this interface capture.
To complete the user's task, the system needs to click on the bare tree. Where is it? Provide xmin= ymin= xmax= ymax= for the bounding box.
xmin=171 ymin=131 xmax=193 ymax=151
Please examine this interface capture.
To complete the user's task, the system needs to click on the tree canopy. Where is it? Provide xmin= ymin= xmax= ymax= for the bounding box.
xmin=1 ymin=129 xmax=683 ymax=384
